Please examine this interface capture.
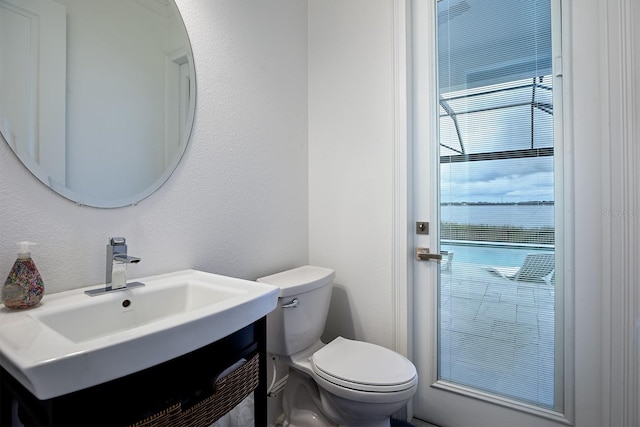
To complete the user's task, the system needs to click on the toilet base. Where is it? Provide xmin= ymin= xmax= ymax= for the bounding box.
xmin=282 ymin=368 xmax=399 ymax=427
xmin=318 ymin=387 xmax=393 ymax=427
xmin=282 ymin=369 xmax=336 ymax=427
xmin=283 ymin=409 xmax=335 ymax=427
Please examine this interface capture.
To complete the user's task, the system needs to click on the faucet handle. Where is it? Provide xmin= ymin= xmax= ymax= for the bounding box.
xmin=109 ymin=237 xmax=126 ymax=246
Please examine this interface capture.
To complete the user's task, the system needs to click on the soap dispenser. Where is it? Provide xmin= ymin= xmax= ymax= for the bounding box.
xmin=2 ymin=242 xmax=45 ymax=309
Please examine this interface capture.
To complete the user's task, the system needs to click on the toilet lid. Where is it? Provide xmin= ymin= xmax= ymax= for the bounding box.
xmin=311 ymin=337 xmax=417 ymax=392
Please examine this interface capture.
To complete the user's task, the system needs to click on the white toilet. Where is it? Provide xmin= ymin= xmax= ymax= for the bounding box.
xmin=258 ymin=266 xmax=418 ymax=427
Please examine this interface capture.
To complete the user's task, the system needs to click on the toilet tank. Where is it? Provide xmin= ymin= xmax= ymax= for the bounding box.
xmin=258 ymin=266 xmax=335 ymax=356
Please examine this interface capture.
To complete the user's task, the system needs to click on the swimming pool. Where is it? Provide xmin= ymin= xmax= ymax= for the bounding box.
xmin=441 ymin=241 xmax=554 ymax=267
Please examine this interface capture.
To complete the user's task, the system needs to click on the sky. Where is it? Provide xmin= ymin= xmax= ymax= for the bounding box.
xmin=437 ymin=0 xmax=555 ymax=204
xmin=440 ymin=157 xmax=555 ymax=204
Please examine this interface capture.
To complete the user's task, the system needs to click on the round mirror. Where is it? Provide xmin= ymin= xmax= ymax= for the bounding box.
xmin=0 ymin=0 xmax=195 ymax=208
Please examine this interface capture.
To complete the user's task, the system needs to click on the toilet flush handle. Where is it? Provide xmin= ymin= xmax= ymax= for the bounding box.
xmin=282 ymin=298 xmax=299 ymax=308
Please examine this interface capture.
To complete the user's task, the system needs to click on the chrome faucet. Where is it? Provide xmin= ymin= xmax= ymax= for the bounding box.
xmin=85 ymin=237 xmax=144 ymax=296
xmin=106 ymin=237 xmax=140 ymax=288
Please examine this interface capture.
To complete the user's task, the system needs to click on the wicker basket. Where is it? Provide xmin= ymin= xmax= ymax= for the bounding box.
xmin=129 ymin=403 xmax=182 ymax=427
xmin=130 ymin=353 xmax=260 ymax=427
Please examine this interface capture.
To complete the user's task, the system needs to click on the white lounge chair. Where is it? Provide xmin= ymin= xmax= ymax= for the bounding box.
xmin=487 ymin=253 xmax=555 ymax=284
xmin=441 ymin=250 xmax=454 ymax=272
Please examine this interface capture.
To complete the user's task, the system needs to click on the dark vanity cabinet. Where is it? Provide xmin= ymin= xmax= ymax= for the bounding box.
xmin=0 ymin=318 xmax=267 ymax=427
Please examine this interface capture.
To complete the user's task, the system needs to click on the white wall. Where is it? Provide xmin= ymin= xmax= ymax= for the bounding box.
xmin=0 ymin=0 xmax=308 ymax=293
xmin=308 ymin=0 xmax=395 ymax=348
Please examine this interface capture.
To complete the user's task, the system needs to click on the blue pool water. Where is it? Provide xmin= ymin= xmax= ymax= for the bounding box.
xmin=441 ymin=242 xmax=554 ymax=267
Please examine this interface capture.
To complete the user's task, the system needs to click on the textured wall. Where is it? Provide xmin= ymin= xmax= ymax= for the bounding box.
xmin=0 ymin=0 xmax=309 ymax=294
xmin=308 ymin=0 xmax=395 ymax=348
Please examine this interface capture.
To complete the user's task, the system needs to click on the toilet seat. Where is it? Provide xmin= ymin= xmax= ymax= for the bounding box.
xmin=311 ymin=337 xmax=417 ymax=393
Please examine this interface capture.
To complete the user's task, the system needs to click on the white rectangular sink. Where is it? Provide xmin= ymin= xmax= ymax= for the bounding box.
xmin=0 ymin=270 xmax=278 ymax=400
xmin=36 ymin=280 xmax=245 ymax=343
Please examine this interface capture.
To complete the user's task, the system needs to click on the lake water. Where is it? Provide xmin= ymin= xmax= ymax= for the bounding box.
xmin=441 ymin=204 xmax=554 ymax=227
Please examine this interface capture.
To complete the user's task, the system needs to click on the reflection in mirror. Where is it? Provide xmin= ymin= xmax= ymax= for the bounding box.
xmin=0 ymin=0 xmax=195 ymax=207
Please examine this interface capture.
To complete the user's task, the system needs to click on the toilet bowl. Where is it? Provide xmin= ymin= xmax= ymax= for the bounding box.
xmin=258 ymin=266 xmax=418 ymax=427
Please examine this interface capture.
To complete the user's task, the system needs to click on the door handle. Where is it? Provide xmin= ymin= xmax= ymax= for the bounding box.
xmin=416 ymin=247 xmax=443 ymax=261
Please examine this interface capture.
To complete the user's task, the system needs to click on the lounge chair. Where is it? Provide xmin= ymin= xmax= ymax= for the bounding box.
xmin=441 ymin=250 xmax=454 ymax=272
xmin=486 ymin=253 xmax=555 ymax=284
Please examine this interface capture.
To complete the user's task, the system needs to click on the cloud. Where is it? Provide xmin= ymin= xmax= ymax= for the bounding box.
xmin=441 ymin=157 xmax=554 ymax=202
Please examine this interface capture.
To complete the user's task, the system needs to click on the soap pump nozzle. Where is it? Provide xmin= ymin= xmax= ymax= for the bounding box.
xmin=16 ymin=241 xmax=37 ymax=259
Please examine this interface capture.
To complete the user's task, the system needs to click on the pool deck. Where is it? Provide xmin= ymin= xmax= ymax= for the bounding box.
xmin=439 ymin=261 xmax=556 ymax=408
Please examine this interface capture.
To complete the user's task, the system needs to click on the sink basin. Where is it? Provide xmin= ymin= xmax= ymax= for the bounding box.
xmin=0 ymin=270 xmax=278 ymax=399
xmin=36 ymin=280 xmax=247 ymax=343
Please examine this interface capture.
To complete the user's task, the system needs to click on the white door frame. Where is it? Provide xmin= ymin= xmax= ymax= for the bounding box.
xmin=391 ymin=0 xmax=639 ymax=425
xmin=600 ymin=0 xmax=640 ymax=425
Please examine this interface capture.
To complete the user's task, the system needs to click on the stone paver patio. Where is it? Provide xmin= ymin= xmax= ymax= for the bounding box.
xmin=438 ymin=261 xmax=556 ymax=408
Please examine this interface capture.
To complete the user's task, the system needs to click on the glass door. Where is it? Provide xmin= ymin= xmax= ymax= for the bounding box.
xmin=411 ymin=0 xmax=568 ymax=424
xmin=438 ymin=0 xmax=559 ymax=407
